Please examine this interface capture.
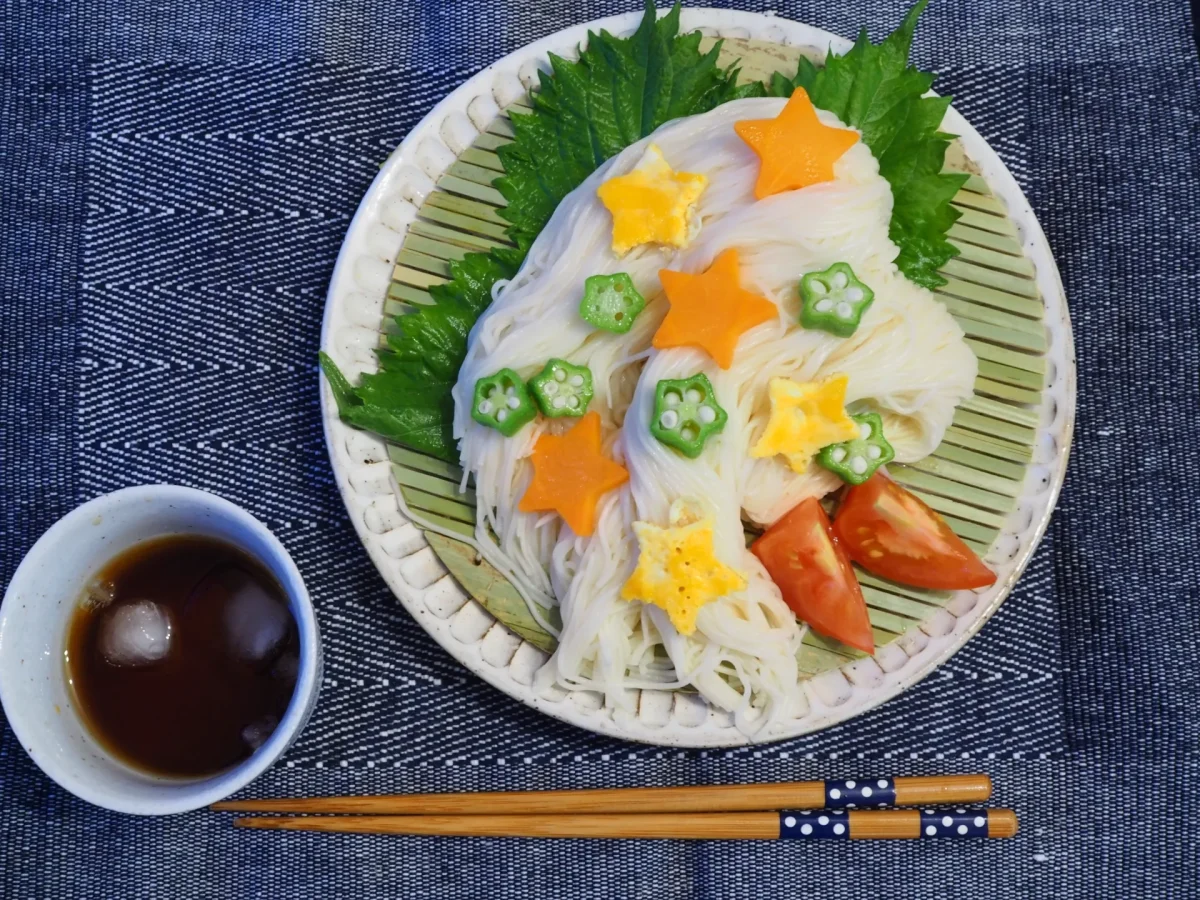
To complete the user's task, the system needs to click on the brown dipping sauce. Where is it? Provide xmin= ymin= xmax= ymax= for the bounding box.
xmin=65 ymin=535 xmax=299 ymax=778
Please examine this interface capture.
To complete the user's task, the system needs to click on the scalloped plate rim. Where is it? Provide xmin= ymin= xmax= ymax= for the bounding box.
xmin=318 ymin=8 xmax=1075 ymax=747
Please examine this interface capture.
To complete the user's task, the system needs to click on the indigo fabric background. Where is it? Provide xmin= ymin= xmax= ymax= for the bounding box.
xmin=2 ymin=0 xmax=1198 ymax=896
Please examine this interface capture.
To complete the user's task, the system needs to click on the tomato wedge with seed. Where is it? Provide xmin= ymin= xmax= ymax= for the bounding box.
xmin=832 ymin=474 xmax=996 ymax=590
xmin=751 ymin=498 xmax=874 ymax=655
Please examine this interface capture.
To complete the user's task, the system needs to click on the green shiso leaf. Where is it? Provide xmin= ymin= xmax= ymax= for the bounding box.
xmin=495 ymin=0 xmax=751 ymax=249
xmin=768 ymin=0 xmax=967 ymax=288
xmin=319 ymin=252 xmax=515 ymax=460
xmin=322 ymin=0 xmax=746 ymax=459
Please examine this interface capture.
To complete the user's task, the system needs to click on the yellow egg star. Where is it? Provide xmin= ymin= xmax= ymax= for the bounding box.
xmin=750 ymin=374 xmax=860 ymax=472
xmin=620 ymin=515 xmax=747 ymax=635
xmin=597 ymin=144 xmax=708 ymax=256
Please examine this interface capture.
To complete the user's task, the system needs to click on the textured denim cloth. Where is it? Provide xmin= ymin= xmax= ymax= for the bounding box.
xmin=3 ymin=0 xmax=1199 ymax=897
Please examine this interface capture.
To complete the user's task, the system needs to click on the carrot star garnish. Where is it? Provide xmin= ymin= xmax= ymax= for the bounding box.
xmin=654 ymin=248 xmax=777 ymax=368
xmin=750 ymin=375 xmax=860 ymax=472
xmin=620 ymin=513 xmax=747 ymax=635
xmin=734 ymin=88 xmax=859 ymax=200
xmin=518 ymin=411 xmax=629 ymax=537
xmin=597 ymin=144 xmax=708 ymax=256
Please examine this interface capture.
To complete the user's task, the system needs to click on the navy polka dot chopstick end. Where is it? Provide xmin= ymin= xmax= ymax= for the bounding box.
xmin=779 ymin=808 xmax=1017 ymax=840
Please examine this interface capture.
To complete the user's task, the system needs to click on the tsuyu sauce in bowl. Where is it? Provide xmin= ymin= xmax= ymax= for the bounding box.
xmin=1 ymin=485 xmax=320 ymax=814
xmin=66 ymin=535 xmax=300 ymax=778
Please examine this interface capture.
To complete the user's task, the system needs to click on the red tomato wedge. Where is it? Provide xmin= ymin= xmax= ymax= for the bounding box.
xmin=751 ymin=498 xmax=874 ymax=655
xmin=832 ymin=474 xmax=996 ymax=590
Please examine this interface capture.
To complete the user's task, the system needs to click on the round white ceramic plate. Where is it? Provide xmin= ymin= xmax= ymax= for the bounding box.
xmin=319 ymin=9 xmax=1074 ymax=746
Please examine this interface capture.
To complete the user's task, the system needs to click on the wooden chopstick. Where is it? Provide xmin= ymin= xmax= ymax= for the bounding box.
xmin=212 ymin=774 xmax=990 ymax=815
xmin=233 ymin=808 xmax=1017 ymax=840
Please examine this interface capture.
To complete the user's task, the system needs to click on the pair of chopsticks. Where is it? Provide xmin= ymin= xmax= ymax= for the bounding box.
xmin=215 ymin=774 xmax=1018 ymax=840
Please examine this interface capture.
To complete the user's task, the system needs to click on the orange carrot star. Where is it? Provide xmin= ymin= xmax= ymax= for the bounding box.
xmin=734 ymin=88 xmax=859 ymax=200
xmin=518 ymin=411 xmax=629 ymax=537
xmin=654 ymin=248 xmax=777 ymax=368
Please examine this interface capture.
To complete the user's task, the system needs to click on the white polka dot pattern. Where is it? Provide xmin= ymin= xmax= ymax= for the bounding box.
xmin=919 ymin=810 xmax=992 ymax=838
xmin=778 ymin=810 xmax=851 ymax=839
xmin=825 ymin=777 xmax=894 ymax=807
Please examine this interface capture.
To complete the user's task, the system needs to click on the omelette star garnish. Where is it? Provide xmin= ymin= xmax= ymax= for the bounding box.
xmin=654 ymin=248 xmax=777 ymax=369
xmin=597 ymin=144 xmax=708 ymax=256
xmin=750 ymin=374 xmax=860 ymax=472
xmin=620 ymin=515 xmax=747 ymax=635
xmin=518 ymin=411 xmax=629 ymax=537
xmin=734 ymin=88 xmax=860 ymax=200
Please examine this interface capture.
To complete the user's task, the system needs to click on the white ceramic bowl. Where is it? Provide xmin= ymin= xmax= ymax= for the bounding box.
xmin=0 ymin=485 xmax=322 ymax=815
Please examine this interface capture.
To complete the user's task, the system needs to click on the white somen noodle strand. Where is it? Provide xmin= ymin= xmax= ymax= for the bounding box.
xmin=445 ymin=98 xmax=976 ymax=736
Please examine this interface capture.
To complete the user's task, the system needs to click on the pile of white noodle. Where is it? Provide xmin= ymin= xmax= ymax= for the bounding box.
xmin=437 ymin=97 xmax=976 ymax=735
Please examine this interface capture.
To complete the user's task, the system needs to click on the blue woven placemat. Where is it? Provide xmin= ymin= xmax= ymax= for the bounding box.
xmin=3 ymin=1 xmax=1199 ymax=896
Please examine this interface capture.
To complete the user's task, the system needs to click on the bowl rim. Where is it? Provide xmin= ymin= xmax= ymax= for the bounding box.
xmin=318 ymin=8 xmax=1075 ymax=746
xmin=0 ymin=484 xmax=322 ymax=815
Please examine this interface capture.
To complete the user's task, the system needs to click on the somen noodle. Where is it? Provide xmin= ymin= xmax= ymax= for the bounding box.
xmin=432 ymin=97 xmax=976 ymax=735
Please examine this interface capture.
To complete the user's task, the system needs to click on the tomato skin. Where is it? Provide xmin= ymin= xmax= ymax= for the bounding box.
xmin=751 ymin=498 xmax=874 ymax=655
xmin=832 ymin=474 xmax=996 ymax=591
